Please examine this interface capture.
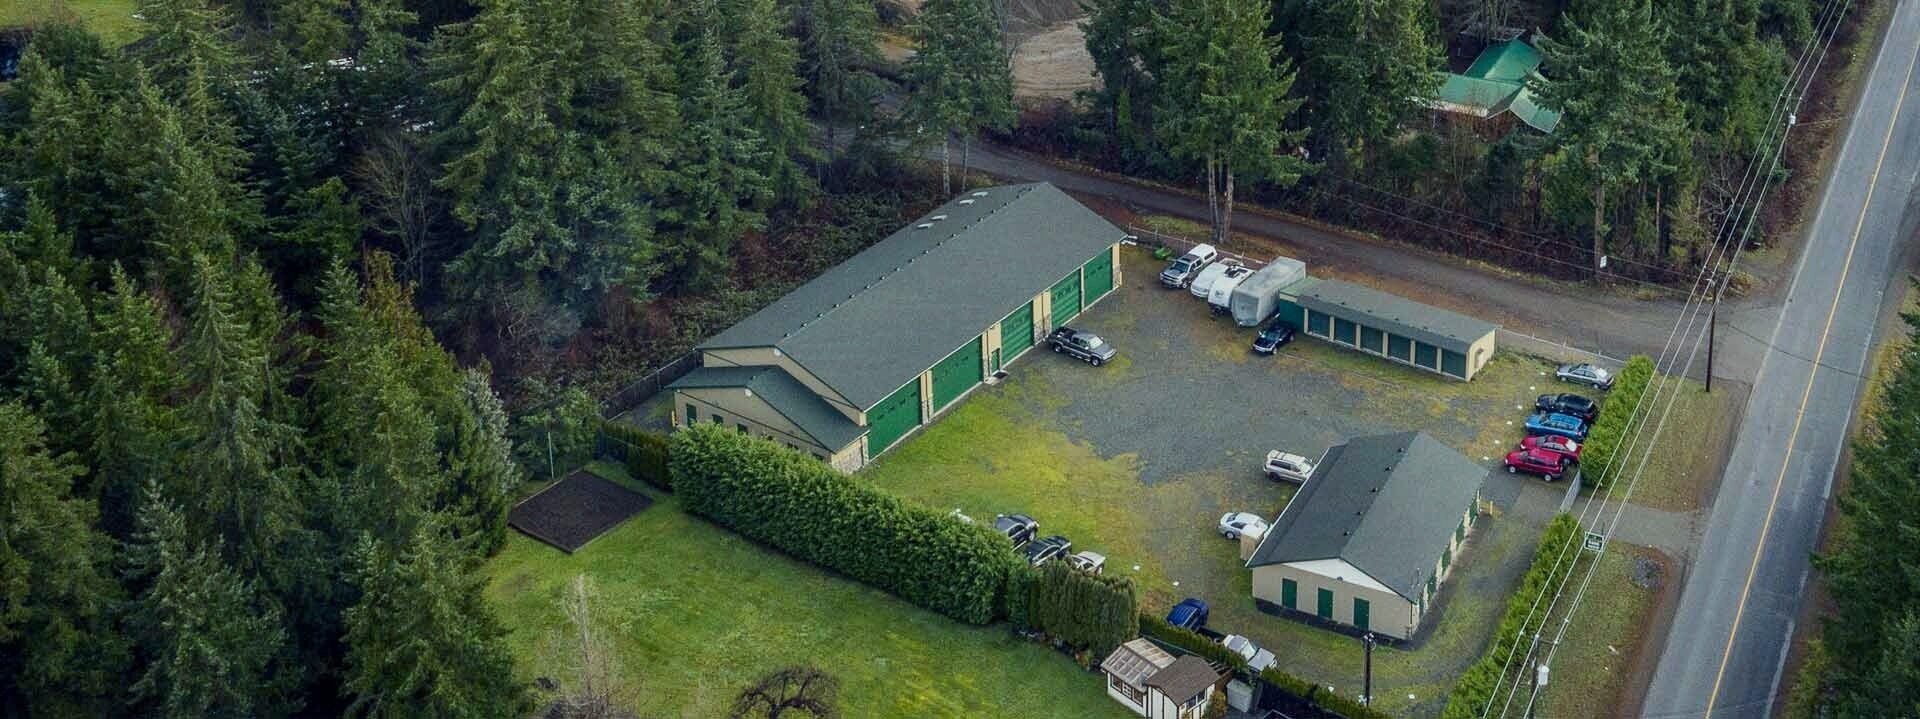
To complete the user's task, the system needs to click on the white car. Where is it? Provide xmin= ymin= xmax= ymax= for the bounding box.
xmin=1068 ymin=551 xmax=1107 ymax=574
xmin=1188 ymin=259 xmax=1245 ymax=299
xmin=1264 ymin=450 xmax=1316 ymax=483
xmin=1222 ymin=634 xmax=1278 ymax=672
xmin=1219 ymin=512 xmax=1268 ymax=540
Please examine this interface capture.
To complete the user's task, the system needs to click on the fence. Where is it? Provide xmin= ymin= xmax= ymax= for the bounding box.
xmin=1494 ymin=329 xmax=1621 ymax=367
xmin=1127 ymin=225 xmax=1278 ymax=271
xmin=601 ymin=351 xmax=700 ymax=420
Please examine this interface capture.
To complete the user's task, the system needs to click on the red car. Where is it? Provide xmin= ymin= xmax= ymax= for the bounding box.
xmin=1521 ymin=435 xmax=1582 ymax=463
xmin=1505 ymin=448 xmax=1572 ymax=481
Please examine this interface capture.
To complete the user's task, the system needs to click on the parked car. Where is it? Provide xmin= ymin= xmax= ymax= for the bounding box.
xmin=1167 ymin=598 xmax=1210 ymax=630
xmin=1263 ymin=450 xmax=1316 ymax=482
xmin=1252 ymin=320 xmax=1295 ymax=354
xmin=1188 ymin=259 xmax=1245 ymax=299
xmin=1222 ymin=635 xmax=1278 ymax=672
xmin=1219 ymin=512 xmax=1268 ymax=540
xmin=1556 ymin=362 xmax=1615 ymax=390
xmin=1206 ymin=264 xmax=1255 ymax=312
xmin=1068 ymin=551 xmax=1107 ymax=575
xmin=1525 ymin=412 xmax=1589 ymax=441
xmin=1505 ymin=447 xmax=1571 ymax=481
xmin=1160 ymin=244 xmax=1220 ymax=288
xmin=1536 ymin=392 xmax=1600 ymax=421
xmin=1047 ymin=326 xmax=1118 ymax=366
xmin=1522 ymin=434 xmax=1582 ymax=463
xmin=994 ymin=513 xmax=1038 ymax=549
xmin=1022 ymin=535 xmax=1072 ymax=566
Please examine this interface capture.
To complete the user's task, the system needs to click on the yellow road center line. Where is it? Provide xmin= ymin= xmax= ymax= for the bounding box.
xmin=1702 ymin=18 xmax=1920 ymax=718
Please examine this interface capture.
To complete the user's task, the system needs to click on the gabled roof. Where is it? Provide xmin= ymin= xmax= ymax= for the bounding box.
xmin=1297 ymin=279 xmax=1498 ymax=355
xmin=1143 ymin=655 xmax=1222 ymax=702
xmin=1247 ymin=432 xmax=1487 ymax=603
xmin=1435 ymin=74 xmax=1522 ymax=116
xmin=1464 ymin=40 xmax=1544 ymax=83
xmin=698 ymin=183 xmax=1125 ymax=409
xmin=1100 ymin=638 xmax=1175 ymax=689
xmin=669 ymin=366 xmax=863 ymax=449
xmin=1429 ymin=39 xmax=1560 ymax=134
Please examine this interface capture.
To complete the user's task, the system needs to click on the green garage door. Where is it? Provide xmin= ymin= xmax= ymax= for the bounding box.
xmin=1050 ymin=272 xmax=1082 ymax=326
xmin=1001 ymin=302 xmax=1035 ymax=357
xmin=1083 ymin=250 xmax=1114 ymax=302
xmin=931 ymin=336 xmax=983 ymax=410
xmin=866 ymin=380 xmax=922 ymax=455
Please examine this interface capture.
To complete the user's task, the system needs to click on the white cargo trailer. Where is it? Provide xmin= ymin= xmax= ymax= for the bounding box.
xmin=1229 ymin=256 xmax=1307 ymax=326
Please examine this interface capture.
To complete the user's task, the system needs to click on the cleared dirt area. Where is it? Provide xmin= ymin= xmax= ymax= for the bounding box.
xmin=1013 ymin=21 xmax=1097 ymax=101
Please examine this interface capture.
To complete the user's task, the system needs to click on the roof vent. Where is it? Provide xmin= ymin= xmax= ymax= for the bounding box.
xmin=971 ymin=191 xmax=989 ymax=197
xmin=931 ymin=214 xmax=948 ymax=221
xmin=958 ymin=199 xmax=976 ymax=205
xmin=916 ymin=223 xmax=934 ymax=229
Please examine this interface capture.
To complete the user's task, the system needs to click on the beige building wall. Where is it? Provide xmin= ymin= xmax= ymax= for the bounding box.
xmin=673 ymin=389 xmax=833 ymax=457
xmin=699 ymin=348 xmax=863 ymax=423
xmin=1251 ymin=563 xmax=1421 ymax=640
xmin=1465 ymin=330 xmax=1498 ymax=379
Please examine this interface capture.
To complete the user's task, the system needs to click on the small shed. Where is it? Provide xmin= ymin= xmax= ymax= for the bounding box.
xmin=1100 ymin=639 xmax=1225 ymax=719
xmin=1295 ymin=279 xmax=1499 ymax=380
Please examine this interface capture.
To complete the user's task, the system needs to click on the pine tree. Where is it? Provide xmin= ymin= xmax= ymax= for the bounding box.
xmin=83 ymin=268 xmax=181 ymax=535
xmin=903 ymin=0 xmax=1017 ymax=195
xmin=341 ymin=529 xmax=529 ymax=718
xmin=1081 ymin=0 xmax=1169 ymax=167
xmin=1152 ymin=0 xmax=1312 ymax=246
xmin=1534 ymin=0 xmax=1689 ymax=274
xmin=793 ymin=0 xmax=883 ymax=177
xmin=132 ymin=0 xmax=241 ymax=99
xmin=723 ymin=0 xmax=819 ymax=207
xmin=1291 ymin=0 xmax=1440 ymax=165
xmin=443 ymin=368 xmax=523 ymax=555
xmin=121 ymin=482 xmax=293 ymax=719
xmin=0 ymin=403 xmax=129 ymax=716
xmin=1664 ymin=0 xmax=1784 ymax=157
xmin=659 ymin=15 xmax=768 ymax=293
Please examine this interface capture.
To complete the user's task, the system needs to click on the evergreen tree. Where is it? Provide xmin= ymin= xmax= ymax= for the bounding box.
xmin=902 ymin=0 xmax=1017 ymax=195
xmin=131 ymin=0 xmax=242 ymax=99
xmin=1534 ymin=0 xmax=1688 ymax=273
xmin=723 ymin=0 xmax=819 ymax=207
xmin=1152 ymin=0 xmax=1312 ymax=245
xmin=121 ymin=483 xmax=293 ymax=719
xmin=1290 ymin=0 xmax=1441 ymax=165
xmin=659 ymin=16 xmax=768 ymax=293
xmin=793 ymin=0 xmax=883 ymax=177
xmin=0 ymin=403 xmax=128 ymax=716
xmin=444 ymin=368 xmax=523 ymax=555
xmin=340 ymin=529 xmax=529 ymax=718
xmin=1080 ymin=0 xmax=1171 ymax=170
xmin=1664 ymin=0 xmax=1785 ymax=157
xmin=84 ymin=266 xmax=181 ymax=535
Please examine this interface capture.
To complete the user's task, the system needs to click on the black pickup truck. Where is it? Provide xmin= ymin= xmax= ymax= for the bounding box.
xmin=1047 ymin=326 xmax=1118 ymax=366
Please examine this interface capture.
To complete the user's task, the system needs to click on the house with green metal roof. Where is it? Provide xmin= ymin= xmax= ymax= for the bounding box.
xmin=669 ymin=182 xmax=1127 ymax=471
xmin=1428 ymin=39 xmax=1562 ymax=134
xmin=1245 ymin=431 xmax=1487 ymax=640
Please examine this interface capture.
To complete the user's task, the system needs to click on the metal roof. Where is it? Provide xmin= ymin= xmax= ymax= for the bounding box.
xmin=1464 ymin=40 xmax=1544 ymax=83
xmin=1246 ymin=432 xmax=1488 ymax=603
xmin=669 ymin=366 xmax=864 ymax=449
xmin=698 ymin=183 xmax=1125 ymax=409
xmin=1296 ymin=279 xmax=1498 ymax=355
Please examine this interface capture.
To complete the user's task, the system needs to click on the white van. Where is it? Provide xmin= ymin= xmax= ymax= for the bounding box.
xmin=1208 ymin=264 xmax=1254 ymax=313
xmin=1188 ymin=258 xmax=1244 ymax=299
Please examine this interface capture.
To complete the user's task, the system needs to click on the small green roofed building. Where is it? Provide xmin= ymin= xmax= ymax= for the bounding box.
xmin=669 ymin=183 xmax=1127 ymax=471
xmin=1428 ymin=39 xmax=1562 ymax=134
xmin=1245 ymin=432 xmax=1487 ymax=640
xmin=1286 ymin=278 xmax=1499 ymax=380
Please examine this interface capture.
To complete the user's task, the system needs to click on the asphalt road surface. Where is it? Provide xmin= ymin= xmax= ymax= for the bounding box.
xmin=1643 ymin=1 xmax=1920 ymax=717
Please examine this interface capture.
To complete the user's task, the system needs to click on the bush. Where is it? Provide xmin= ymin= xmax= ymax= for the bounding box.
xmin=1007 ymin=562 xmax=1138 ymax=659
xmin=1580 ymin=355 xmax=1655 ymax=491
xmin=1442 ymin=513 xmax=1584 ymax=719
xmin=596 ymin=420 xmax=670 ymax=491
xmin=669 ymin=424 xmax=1018 ymax=624
xmin=1138 ymin=614 xmax=1392 ymax=719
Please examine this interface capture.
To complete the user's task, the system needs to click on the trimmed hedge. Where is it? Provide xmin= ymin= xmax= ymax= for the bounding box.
xmin=1138 ymin=614 xmax=1391 ymax=719
xmin=1007 ymin=562 xmax=1138 ymax=659
xmin=597 ymin=420 xmax=671 ymax=490
xmin=669 ymin=424 xmax=1018 ymax=624
xmin=1579 ymin=355 xmax=1655 ymax=491
xmin=1441 ymin=513 xmax=1584 ymax=719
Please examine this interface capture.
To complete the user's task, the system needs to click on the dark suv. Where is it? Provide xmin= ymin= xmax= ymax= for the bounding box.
xmin=1252 ymin=320 xmax=1295 ymax=354
xmin=1536 ymin=393 xmax=1599 ymax=421
xmin=1022 ymin=535 xmax=1072 ymax=566
xmin=994 ymin=514 xmax=1038 ymax=549
xmin=1048 ymin=327 xmax=1118 ymax=366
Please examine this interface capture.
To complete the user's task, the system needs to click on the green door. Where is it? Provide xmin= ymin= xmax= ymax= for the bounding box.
xmin=1050 ymin=272 xmax=1082 ymax=326
xmin=865 ymin=380 xmax=922 ymax=455
xmin=1353 ymin=598 xmax=1370 ymax=631
xmin=1001 ymin=302 xmax=1035 ymax=357
xmin=931 ymin=336 xmax=983 ymax=411
xmin=1083 ymin=249 xmax=1114 ymax=302
xmin=1316 ymin=588 xmax=1334 ymax=619
xmin=1281 ymin=578 xmax=1298 ymax=610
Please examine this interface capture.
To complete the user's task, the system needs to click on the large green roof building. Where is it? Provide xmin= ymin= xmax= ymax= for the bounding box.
xmin=1429 ymin=39 xmax=1562 ymax=134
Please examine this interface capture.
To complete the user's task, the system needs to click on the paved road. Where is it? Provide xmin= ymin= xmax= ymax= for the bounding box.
xmin=1644 ymin=2 xmax=1920 ymax=717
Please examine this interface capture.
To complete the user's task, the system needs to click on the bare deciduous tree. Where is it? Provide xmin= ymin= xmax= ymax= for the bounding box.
xmin=729 ymin=665 xmax=840 ymax=719
xmin=539 ymin=575 xmax=637 ymax=719
xmin=352 ymin=131 xmax=441 ymax=283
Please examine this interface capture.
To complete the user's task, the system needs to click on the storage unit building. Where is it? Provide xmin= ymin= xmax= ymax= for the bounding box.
xmin=1245 ymin=432 xmax=1486 ymax=641
xmin=1295 ymin=279 xmax=1499 ymax=380
xmin=668 ymin=183 xmax=1127 ymax=471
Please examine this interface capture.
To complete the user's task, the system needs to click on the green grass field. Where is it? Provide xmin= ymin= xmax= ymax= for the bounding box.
xmin=484 ymin=463 xmax=1129 ymax=719
xmin=2 ymin=0 xmax=142 ymax=46
xmin=1535 ymin=545 xmax=1663 ymax=718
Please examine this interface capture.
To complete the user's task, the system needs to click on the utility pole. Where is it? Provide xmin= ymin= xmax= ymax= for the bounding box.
xmin=1706 ymin=301 xmax=1716 ymax=393
xmin=1361 ymin=632 xmax=1376 ymax=706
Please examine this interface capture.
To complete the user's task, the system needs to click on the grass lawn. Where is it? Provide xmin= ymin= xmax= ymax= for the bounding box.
xmin=1535 ymin=544 xmax=1664 ymax=719
xmin=1587 ymin=374 xmax=1741 ymax=513
xmin=2 ymin=0 xmax=142 ymax=45
xmin=485 ymin=462 xmax=1129 ymax=719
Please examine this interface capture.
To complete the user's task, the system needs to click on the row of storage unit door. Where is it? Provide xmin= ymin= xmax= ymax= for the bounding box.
xmin=865 ymin=248 xmax=1115 ymax=455
xmin=1303 ymin=309 xmax=1471 ymax=378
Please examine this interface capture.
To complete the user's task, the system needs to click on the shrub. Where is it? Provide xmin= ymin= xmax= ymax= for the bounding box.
xmin=1138 ymin=614 xmax=1393 ymax=719
xmin=1580 ymin=355 xmax=1655 ymax=491
xmin=1441 ymin=513 xmax=1584 ymax=719
xmin=669 ymin=424 xmax=1018 ymax=624
xmin=1007 ymin=562 xmax=1139 ymax=659
xmin=596 ymin=420 xmax=670 ymax=490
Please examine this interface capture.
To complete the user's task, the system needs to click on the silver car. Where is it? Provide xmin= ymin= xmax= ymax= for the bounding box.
xmin=1555 ymin=362 xmax=1614 ymax=390
xmin=1219 ymin=512 xmax=1268 ymax=540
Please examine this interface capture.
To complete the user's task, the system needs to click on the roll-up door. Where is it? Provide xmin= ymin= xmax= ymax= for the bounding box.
xmin=1083 ymin=250 xmax=1114 ymax=302
xmin=1050 ymin=272 xmax=1083 ymax=326
xmin=931 ymin=336 xmax=984 ymax=411
xmin=1001 ymin=302 xmax=1035 ymax=358
xmin=865 ymin=380 xmax=922 ymax=455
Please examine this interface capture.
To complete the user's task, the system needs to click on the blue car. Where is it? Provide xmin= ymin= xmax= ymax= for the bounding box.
xmin=1167 ymin=598 xmax=1210 ymax=630
xmin=1525 ymin=412 xmax=1588 ymax=441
